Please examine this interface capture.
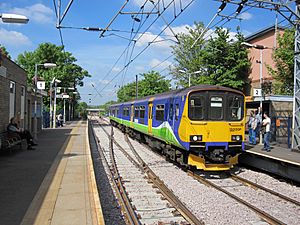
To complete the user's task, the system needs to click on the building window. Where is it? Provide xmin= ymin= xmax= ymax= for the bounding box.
xmin=155 ymin=104 xmax=165 ymax=121
xmin=10 ymin=81 xmax=15 ymax=94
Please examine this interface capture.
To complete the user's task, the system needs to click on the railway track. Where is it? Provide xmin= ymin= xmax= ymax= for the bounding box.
xmin=230 ymin=173 xmax=300 ymax=207
xmin=92 ymin=118 xmax=202 ymax=224
xmin=92 ymin=117 xmax=300 ymax=224
xmin=189 ymin=171 xmax=286 ymax=225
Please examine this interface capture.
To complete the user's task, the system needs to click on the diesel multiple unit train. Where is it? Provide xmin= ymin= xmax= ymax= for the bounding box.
xmin=109 ymin=84 xmax=245 ymax=171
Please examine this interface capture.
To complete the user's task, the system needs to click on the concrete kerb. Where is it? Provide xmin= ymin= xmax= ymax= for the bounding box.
xmin=86 ymin=121 xmax=105 ymax=225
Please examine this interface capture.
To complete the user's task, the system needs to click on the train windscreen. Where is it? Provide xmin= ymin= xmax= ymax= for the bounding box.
xmin=188 ymin=91 xmax=244 ymax=121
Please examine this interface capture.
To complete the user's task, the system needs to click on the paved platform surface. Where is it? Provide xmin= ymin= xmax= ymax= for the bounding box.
xmin=245 ymin=143 xmax=300 ymax=166
xmin=0 ymin=121 xmax=104 ymax=225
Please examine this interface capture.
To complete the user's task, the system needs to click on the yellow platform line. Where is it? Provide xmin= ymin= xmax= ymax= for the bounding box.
xmin=85 ymin=121 xmax=105 ymax=225
xmin=21 ymin=121 xmax=104 ymax=225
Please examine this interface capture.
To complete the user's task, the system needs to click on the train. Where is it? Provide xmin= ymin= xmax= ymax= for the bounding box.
xmin=109 ymin=84 xmax=245 ymax=171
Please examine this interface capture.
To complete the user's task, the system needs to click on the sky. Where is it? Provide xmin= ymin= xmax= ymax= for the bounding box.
xmin=0 ymin=0 xmax=293 ymax=105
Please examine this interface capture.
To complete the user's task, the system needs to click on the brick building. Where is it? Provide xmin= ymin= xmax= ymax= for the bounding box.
xmin=0 ymin=54 xmax=27 ymax=132
xmin=244 ymin=25 xmax=293 ymax=146
xmin=0 ymin=53 xmax=44 ymax=135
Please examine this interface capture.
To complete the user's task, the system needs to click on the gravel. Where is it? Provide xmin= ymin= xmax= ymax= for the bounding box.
xmin=111 ymin=125 xmax=264 ymax=225
xmin=88 ymin=122 xmax=126 ymax=225
xmin=92 ymin=120 xmax=186 ymax=224
xmin=94 ymin=118 xmax=300 ymax=224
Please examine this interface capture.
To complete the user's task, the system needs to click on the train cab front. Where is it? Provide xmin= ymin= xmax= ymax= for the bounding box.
xmin=182 ymin=88 xmax=245 ymax=171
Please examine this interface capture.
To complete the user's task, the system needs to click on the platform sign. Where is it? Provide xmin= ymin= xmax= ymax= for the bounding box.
xmin=37 ymin=81 xmax=45 ymax=90
xmin=62 ymin=94 xmax=69 ymax=99
xmin=253 ymin=88 xmax=262 ymax=97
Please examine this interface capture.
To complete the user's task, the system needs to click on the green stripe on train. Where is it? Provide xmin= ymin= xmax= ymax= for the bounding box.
xmin=109 ymin=116 xmax=183 ymax=148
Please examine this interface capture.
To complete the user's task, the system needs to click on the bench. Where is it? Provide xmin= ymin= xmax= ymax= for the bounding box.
xmin=0 ymin=131 xmax=22 ymax=153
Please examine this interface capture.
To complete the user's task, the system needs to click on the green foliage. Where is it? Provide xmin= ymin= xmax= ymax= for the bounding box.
xmin=16 ymin=43 xmax=91 ymax=110
xmin=171 ymin=21 xmax=207 ymax=87
xmin=76 ymin=102 xmax=88 ymax=119
xmin=100 ymin=100 xmax=117 ymax=114
xmin=171 ymin=24 xmax=250 ymax=90
xmin=267 ymin=28 xmax=294 ymax=95
xmin=117 ymin=71 xmax=171 ymax=102
xmin=0 ymin=45 xmax=11 ymax=59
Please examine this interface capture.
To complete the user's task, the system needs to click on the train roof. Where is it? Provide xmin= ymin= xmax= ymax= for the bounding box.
xmin=110 ymin=84 xmax=243 ymax=107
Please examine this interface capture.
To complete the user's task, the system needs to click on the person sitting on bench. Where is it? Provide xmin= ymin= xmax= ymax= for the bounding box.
xmin=7 ymin=117 xmax=37 ymax=150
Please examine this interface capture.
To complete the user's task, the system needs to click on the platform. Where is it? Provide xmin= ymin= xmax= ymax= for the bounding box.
xmin=0 ymin=121 xmax=104 ymax=225
xmin=239 ymin=143 xmax=300 ymax=183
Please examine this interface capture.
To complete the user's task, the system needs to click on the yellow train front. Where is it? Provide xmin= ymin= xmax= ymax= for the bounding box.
xmin=177 ymin=85 xmax=245 ymax=171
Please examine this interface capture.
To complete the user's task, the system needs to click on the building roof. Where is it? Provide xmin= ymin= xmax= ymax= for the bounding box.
xmin=245 ymin=25 xmax=285 ymax=42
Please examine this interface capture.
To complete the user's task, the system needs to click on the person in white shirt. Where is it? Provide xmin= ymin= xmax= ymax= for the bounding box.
xmin=262 ymin=112 xmax=271 ymax=152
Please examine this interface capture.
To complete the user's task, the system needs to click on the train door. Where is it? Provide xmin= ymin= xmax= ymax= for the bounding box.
xmin=148 ymin=101 xmax=153 ymax=135
xmin=130 ymin=104 xmax=134 ymax=128
xmin=167 ymin=99 xmax=175 ymax=142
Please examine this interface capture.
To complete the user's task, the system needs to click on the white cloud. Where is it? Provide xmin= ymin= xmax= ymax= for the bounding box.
xmin=9 ymin=3 xmax=54 ymax=24
xmin=164 ymin=24 xmax=195 ymax=37
xmin=238 ymin=12 xmax=253 ymax=20
xmin=136 ymin=32 xmax=171 ymax=49
xmin=112 ymin=67 xmax=121 ymax=72
xmin=99 ymin=80 xmax=110 ymax=85
xmin=149 ymin=58 xmax=172 ymax=69
xmin=135 ymin=65 xmax=145 ymax=72
xmin=0 ymin=28 xmax=31 ymax=46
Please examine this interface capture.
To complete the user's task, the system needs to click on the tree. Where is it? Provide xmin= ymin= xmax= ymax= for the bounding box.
xmin=16 ymin=43 xmax=91 ymax=109
xmin=117 ymin=71 xmax=171 ymax=102
xmin=267 ymin=28 xmax=294 ymax=95
xmin=171 ymin=24 xmax=250 ymax=90
xmin=201 ymin=27 xmax=250 ymax=90
xmin=139 ymin=71 xmax=171 ymax=97
xmin=171 ymin=21 xmax=207 ymax=87
xmin=0 ymin=45 xmax=11 ymax=59
xmin=76 ymin=102 xmax=88 ymax=119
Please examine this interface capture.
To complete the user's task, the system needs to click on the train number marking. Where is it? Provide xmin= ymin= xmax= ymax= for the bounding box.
xmin=230 ymin=128 xmax=241 ymax=132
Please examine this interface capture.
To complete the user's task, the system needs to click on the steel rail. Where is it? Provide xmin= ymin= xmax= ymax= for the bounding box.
xmin=189 ymin=171 xmax=286 ymax=225
xmin=90 ymin=120 xmax=140 ymax=225
xmin=230 ymin=173 xmax=300 ymax=207
xmin=123 ymin=135 xmax=204 ymax=225
xmin=100 ymin=117 xmax=202 ymax=224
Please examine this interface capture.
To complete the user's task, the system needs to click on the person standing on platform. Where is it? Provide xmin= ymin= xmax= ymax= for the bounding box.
xmin=248 ymin=111 xmax=257 ymax=145
xmin=255 ymin=107 xmax=262 ymax=142
xmin=262 ymin=112 xmax=271 ymax=152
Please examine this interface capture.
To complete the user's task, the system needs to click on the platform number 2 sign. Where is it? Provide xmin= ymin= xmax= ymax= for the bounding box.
xmin=253 ymin=88 xmax=262 ymax=97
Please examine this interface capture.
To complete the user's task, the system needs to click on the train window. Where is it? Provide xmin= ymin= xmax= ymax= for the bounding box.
xmin=169 ymin=104 xmax=173 ymax=120
xmin=210 ymin=96 xmax=223 ymax=120
xmin=189 ymin=96 xmax=204 ymax=120
xmin=228 ymin=96 xmax=243 ymax=120
xmin=155 ymin=104 xmax=165 ymax=121
xmin=175 ymin=104 xmax=179 ymax=121
xmin=140 ymin=106 xmax=145 ymax=118
xmin=134 ymin=107 xmax=139 ymax=118
xmin=123 ymin=107 xmax=130 ymax=116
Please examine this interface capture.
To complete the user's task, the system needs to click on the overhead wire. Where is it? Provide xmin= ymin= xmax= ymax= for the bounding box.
xmin=97 ymin=0 xmax=192 ymax=95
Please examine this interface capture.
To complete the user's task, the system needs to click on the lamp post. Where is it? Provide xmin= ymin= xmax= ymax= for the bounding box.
xmin=33 ymin=63 xmax=56 ymax=139
xmin=179 ymin=69 xmax=202 ymax=87
xmin=61 ymin=87 xmax=75 ymax=124
xmin=241 ymin=42 xmax=270 ymax=145
xmin=0 ymin=13 xmax=29 ymax=24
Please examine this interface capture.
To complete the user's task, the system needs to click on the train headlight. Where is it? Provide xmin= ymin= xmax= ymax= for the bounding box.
xmin=190 ymin=135 xmax=202 ymax=142
xmin=231 ymin=135 xmax=242 ymax=141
